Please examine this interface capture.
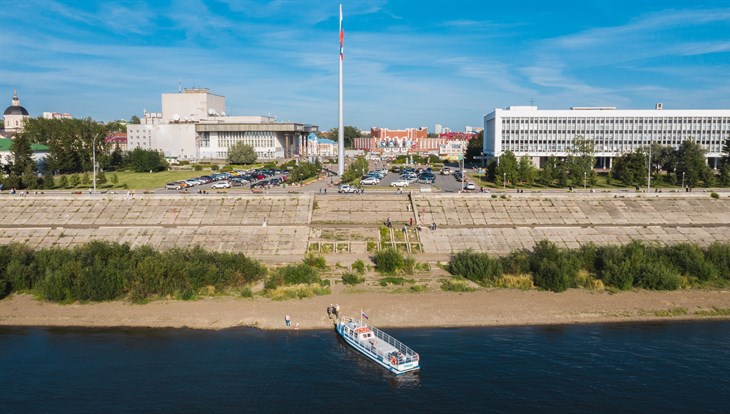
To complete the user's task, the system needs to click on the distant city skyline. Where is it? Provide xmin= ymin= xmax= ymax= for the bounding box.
xmin=2 ymin=0 xmax=729 ymax=131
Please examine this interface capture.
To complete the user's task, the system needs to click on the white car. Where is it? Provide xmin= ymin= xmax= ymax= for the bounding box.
xmin=338 ymin=184 xmax=359 ymax=193
xmin=211 ymin=181 xmax=231 ymax=189
xmin=360 ymin=177 xmax=379 ymax=185
xmin=390 ymin=179 xmax=410 ymax=188
xmin=464 ymin=182 xmax=476 ymax=191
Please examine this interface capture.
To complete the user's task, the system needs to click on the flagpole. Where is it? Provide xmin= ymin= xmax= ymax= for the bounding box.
xmin=337 ymin=4 xmax=345 ymax=177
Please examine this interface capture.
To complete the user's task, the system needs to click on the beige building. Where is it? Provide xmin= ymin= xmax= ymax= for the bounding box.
xmin=3 ymin=90 xmax=30 ymax=135
xmin=127 ymin=88 xmax=317 ymax=161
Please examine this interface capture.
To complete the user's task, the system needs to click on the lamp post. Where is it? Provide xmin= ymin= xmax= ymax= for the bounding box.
xmin=92 ymin=133 xmax=98 ymax=195
xmin=647 ymin=143 xmax=652 ymax=193
xmin=503 ymin=172 xmax=506 ymax=190
xmin=584 ymin=171 xmax=587 ymax=190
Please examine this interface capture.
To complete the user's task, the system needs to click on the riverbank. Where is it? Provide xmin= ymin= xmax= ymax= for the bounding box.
xmin=1 ymin=289 xmax=729 ymax=330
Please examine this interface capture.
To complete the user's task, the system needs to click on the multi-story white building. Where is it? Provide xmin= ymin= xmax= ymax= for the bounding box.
xmin=484 ymin=105 xmax=730 ymax=169
xmin=127 ymin=88 xmax=318 ymax=161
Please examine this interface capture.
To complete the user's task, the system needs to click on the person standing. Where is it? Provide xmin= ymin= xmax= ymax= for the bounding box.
xmin=285 ymin=315 xmax=291 ymax=327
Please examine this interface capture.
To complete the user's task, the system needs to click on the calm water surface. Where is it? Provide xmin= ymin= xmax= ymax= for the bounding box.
xmin=1 ymin=321 xmax=728 ymax=413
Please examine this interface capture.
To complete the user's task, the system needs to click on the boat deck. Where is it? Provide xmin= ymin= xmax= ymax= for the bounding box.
xmin=337 ymin=316 xmax=419 ymax=374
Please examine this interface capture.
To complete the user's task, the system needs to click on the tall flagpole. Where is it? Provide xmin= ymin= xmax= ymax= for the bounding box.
xmin=338 ymin=4 xmax=345 ymax=177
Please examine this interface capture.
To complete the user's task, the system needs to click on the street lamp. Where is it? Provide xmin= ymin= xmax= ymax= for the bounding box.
xmin=584 ymin=171 xmax=586 ymax=190
xmin=92 ymin=133 xmax=100 ymax=195
xmin=503 ymin=172 xmax=506 ymax=190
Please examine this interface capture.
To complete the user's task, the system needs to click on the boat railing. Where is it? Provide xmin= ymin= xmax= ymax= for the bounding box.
xmin=340 ymin=316 xmax=419 ymax=365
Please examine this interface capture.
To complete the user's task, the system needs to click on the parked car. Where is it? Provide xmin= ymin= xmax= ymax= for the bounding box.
xmin=390 ymin=179 xmax=410 ymax=187
xmin=338 ymin=184 xmax=359 ymax=193
xmin=184 ymin=179 xmax=201 ymax=187
xmin=441 ymin=167 xmax=452 ymax=175
xmin=211 ymin=181 xmax=231 ymax=189
xmin=360 ymin=177 xmax=379 ymax=185
xmin=165 ymin=182 xmax=181 ymax=190
xmin=464 ymin=182 xmax=476 ymax=191
xmin=417 ymin=176 xmax=436 ymax=184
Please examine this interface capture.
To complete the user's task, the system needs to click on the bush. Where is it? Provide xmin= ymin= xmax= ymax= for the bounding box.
xmin=372 ymin=248 xmax=404 ymax=274
xmin=352 ymin=259 xmax=366 ymax=274
xmin=663 ymin=243 xmax=718 ymax=282
xmin=710 ymin=192 xmax=720 ymax=199
xmin=342 ymin=272 xmax=365 ymax=285
xmin=499 ymin=249 xmax=531 ymax=275
xmin=265 ymin=263 xmax=320 ymax=290
xmin=492 ymin=274 xmax=534 ymax=290
xmin=530 ymin=241 xmax=578 ymax=292
xmin=705 ymin=242 xmax=730 ymax=280
xmin=303 ymin=253 xmax=327 ymax=270
xmin=448 ymin=249 xmax=503 ymax=284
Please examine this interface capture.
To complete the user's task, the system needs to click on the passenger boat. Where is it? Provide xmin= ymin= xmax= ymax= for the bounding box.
xmin=335 ymin=312 xmax=420 ymax=375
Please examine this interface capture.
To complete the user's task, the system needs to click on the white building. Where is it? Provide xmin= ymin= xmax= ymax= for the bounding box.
xmin=484 ymin=105 xmax=730 ymax=169
xmin=127 ymin=88 xmax=318 ymax=161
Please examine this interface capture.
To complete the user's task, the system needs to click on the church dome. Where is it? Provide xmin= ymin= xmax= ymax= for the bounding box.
xmin=4 ymin=105 xmax=29 ymax=116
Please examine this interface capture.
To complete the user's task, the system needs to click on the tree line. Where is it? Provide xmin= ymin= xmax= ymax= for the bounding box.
xmin=480 ymin=135 xmax=730 ymax=188
xmin=2 ymin=117 xmax=169 ymax=190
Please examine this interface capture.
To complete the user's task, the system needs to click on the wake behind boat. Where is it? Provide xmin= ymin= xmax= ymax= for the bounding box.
xmin=335 ymin=312 xmax=420 ymax=375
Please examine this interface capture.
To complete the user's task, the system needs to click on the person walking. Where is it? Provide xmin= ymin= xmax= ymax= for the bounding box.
xmin=285 ymin=315 xmax=291 ymax=327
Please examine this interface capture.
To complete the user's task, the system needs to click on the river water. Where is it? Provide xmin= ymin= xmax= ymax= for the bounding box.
xmin=1 ymin=321 xmax=728 ymax=413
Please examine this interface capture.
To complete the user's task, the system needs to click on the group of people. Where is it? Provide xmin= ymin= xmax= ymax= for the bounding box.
xmin=327 ymin=304 xmax=340 ymax=320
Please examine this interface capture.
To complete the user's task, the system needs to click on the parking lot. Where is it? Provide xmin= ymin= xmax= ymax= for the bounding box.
xmin=363 ymin=166 xmax=483 ymax=193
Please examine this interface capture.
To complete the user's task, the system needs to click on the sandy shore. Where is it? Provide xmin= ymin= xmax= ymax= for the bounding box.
xmin=1 ymin=289 xmax=729 ymax=330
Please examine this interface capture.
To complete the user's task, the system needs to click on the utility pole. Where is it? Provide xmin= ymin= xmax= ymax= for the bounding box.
xmin=647 ymin=143 xmax=652 ymax=193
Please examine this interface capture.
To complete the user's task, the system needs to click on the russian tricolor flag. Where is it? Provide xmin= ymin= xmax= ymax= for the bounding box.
xmin=361 ymin=310 xmax=368 ymax=320
xmin=339 ymin=5 xmax=344 ymax=61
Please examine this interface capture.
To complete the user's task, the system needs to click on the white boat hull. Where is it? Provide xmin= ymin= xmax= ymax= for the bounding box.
xmin=336 ymin=318 xmax=419 ymax=375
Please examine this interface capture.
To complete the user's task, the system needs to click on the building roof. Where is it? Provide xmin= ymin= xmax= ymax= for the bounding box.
xmin=0 ymin=138 xmax=49 ymax=152
xmin=4 ymin=105 xmax=29 ymax=116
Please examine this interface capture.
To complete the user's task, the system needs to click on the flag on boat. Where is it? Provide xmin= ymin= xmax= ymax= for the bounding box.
xmin=339 ymin=4 xmax=344 ymax=60
xmin=361 ymin=310 xmax=368 ymax=320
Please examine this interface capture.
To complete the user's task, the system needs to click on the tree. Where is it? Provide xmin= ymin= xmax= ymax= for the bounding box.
xmin=97 ymin=170 xmax=107 ymax=186
xmin=111 ymin=173 xmax=119 ymax=186
xmin=130 ymin=115 xmax=141 ymax=124
xmin=69 ymin=174 xmax=80 ymax=187
xmin=6 ymin=133 xmax=36 ymax=188
xmin=675 ymin=139 xmax=711 ymax=187
xmin=58 ymin=175 xmax=69 ymax=188
xmin=569 ymin=135 xmax=595 ymax=186
xmin=342 ymin=156 xmax=369 ymax=183
xmin=126 ymin=148 xmax=168 ymax=173
xmin=540 ymin=156 xmax=558 ymax=187
xmin=611 ymin=149 xmax=647 ymax=187
xmin=228 ymin=142 xmax=257 ymax=164
xmin=495 ymin=151 xmax=518 ymax=187
xmin=326 ymin=126 xmax=361 ymax=148
xmin=517 ymin=156 xmax=537 ymax=185
xmin=465 ymin=131 xmax=483 ymax=163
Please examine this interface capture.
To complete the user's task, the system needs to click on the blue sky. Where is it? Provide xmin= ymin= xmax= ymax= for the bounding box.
xmin=1 ymin=0 xmax=729 ymax=132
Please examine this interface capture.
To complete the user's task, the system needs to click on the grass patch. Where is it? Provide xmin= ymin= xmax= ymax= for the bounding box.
xmin=693 ymin=307 xmax=730 ymax=316
xmin=440 ymin=277 xmax=475 ymax=292
xmin=653 ymin=307 xmax=689 ymax=317
xmin=265 ymin=284 xmax=331 ymax=301
xmin=492 ymin=274 xmax=534 ymax=290
xmin=379 ymin=277 xmax=414 ymax=286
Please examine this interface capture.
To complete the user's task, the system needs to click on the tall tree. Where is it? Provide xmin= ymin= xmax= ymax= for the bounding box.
xmin=517 ymin=156 xmax=537 ymax=185
xmin=611 ymin=149 xmax=647 ymax=187
xmin=465 ymin=131 xmax=484 ymax=163
xmin=326 ymin=126 xmax=361 ymax=148
xmin=569 ymin=135 xmax=595 ymax=186
xmin=126 ymin=148 xmax=168 ymax=173
xmin=342 ymin=156 xmax=369 ymax=183
xmin=495 ymin=151 xmax=518 ymax=187
xmin=675 ymin=140 xmax=711 ymax=187
xmin=228 ymin=142 xmax=257 ymax=164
